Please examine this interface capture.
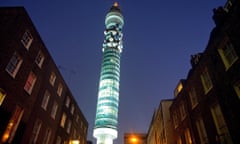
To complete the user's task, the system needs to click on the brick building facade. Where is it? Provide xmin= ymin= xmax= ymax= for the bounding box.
xmin=170 ymin=0 xmax=240 ymax=143
xmin=0 ymin=7 xmax=88 ymax=144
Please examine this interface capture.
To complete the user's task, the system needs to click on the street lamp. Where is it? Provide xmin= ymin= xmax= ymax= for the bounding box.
xmin=69 ymin=140 xmax=80 ymax=144
xmin=130 ymin=137 xmax=138 ymax=143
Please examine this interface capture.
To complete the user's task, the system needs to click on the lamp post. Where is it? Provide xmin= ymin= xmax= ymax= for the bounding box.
xmin=130 ymin=136 xmax=138 ymax=143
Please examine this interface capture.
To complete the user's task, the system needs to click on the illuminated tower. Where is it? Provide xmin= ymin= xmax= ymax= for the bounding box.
xmin=93 ymin=2 xmax=124 ymax=144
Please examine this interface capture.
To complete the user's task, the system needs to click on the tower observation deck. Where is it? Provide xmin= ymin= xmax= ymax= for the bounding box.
xmin=93 ymin=2 xmax=124 ymax=144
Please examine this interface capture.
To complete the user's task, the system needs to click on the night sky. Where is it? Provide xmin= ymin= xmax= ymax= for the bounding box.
xmin=1 ymin=0 xmax=226 ymax=144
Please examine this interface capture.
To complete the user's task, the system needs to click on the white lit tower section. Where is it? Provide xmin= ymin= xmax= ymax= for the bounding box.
xmin=93 ymin=2 xmax=124 ymax=144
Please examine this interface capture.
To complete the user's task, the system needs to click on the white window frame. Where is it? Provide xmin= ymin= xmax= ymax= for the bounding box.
xmin=200 ymin=67 xmax=213 ymax=94
xmin=24 ymin=71 xmax=37 ymax=94
xmin=218 ymin=40 xmax=238 ymax=70
xmin=189 ymin=87 xmax=198 ymax=109
xmin=57 ymin=83 xmax=63 ymax=96
xmin=210 ymin=103 xmax=233 ymax=144
xmin=70 ymin=104 xmax=75 ymax=114
xmin=51 ymin=101 xmax=58 ymax=119
xmin=65 ymin=96 xmax=70 ymax=108
xmin=35 ymin=50 xmax=45 ymax=68
xmin=30 ymin=119 xmax=42 ymax=143
xmin=66 ymin=119 xmax=72 ymax=134
xmin=233 ymin=80 xmax=240 ymax=99
xmin=21 ymin=30 xmax=33 ymax=49
xmin=49 ymin=72 xmax=56 ymax=86
xmin=60 ymin=112 xmax=67 ymax=128
xmin=43 ymin=128 xmax=51 ymax=144
xmin=195 ymin=117 xmax=208 ymax=144
xmin=41 ymin=90 xmax=50 ymax=110
xmin=5 ymin=52 xmax=23 ymax=78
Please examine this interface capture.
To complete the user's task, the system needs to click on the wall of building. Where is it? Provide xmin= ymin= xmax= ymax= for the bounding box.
xmin=170 ymin=1 xmax=240 ymax=144
xmin=146 ymin=1 xmax=240 ymax=144
xmin=147 ymin=100 xmax=174 ymax=144
xmin=0 ymin=7 xmax=88 ymax=144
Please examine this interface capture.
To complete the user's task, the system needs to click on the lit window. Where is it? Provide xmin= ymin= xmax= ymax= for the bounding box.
xmin=60 ymin=112 xmax=67 ymax=128
xmin=0 ymin=88 xmax=7 ymax=106
xmin=66 ymin=119 xmax=72 ymax=134
xmin=174 ymin=81 xmax=183 ymax=97
xmin=184 ymin=128 xmax=192 ymax=144
xmin=218 ymin=40 xmax=238 ymax=70
xmin=57 ymin=83 xmax=63 ymax=96
xmin=24 ymin=71 xmax=37 ymax=94
xmin=200 ymin=67 xmax=213 ymax=94
xmin=35 ymin=50 xmax=44 ymax=68
xmin=21 ymin=30 xmax=33 ymax=49
xmin=177 ymin=136 xmax=182 ymax=144
xmin=5 ymin=52 xmax=23 ymax=78
xmin=43 ymin=128 xmax=51 ymax=144
xmin=30 ymin=119 xmax=42 ymax=143
xmin=1 ymin=105 xmax=24 ymax=143
xmin=189 ymin=87 xmax=198 ymax=108
xmin=233 ymin=80 xmax=240 ymax=99
xmin=195 ymin=118 xmax=208 ymax=144
xmin=210 ymin=103 xmax=233 ymax=143
xmin=65 ymin=96 xmax=70 ymax=108
xmin=70 ymin=104 xmax=75 ymax=114
xmin=41 ymin=90 xmax=50 ymax=110
xmin=51 ymin=101 xmax=58 ymax=119
xmin=49 ymin=72 xmax=56 ymax=86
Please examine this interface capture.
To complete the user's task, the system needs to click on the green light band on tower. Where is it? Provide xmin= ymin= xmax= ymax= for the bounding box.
xmin=93 ymin=2 xmax=124 ymax=144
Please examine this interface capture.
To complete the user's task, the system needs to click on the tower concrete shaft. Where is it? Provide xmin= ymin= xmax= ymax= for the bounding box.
xmin=93 ymin=2 xmax=124 ymax=144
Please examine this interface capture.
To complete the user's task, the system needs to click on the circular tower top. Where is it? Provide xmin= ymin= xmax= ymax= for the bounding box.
xmin=109 ymin=2 xmax=121 ymax=13
xmin=105 ymin=2 xmax=124 ymax=28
